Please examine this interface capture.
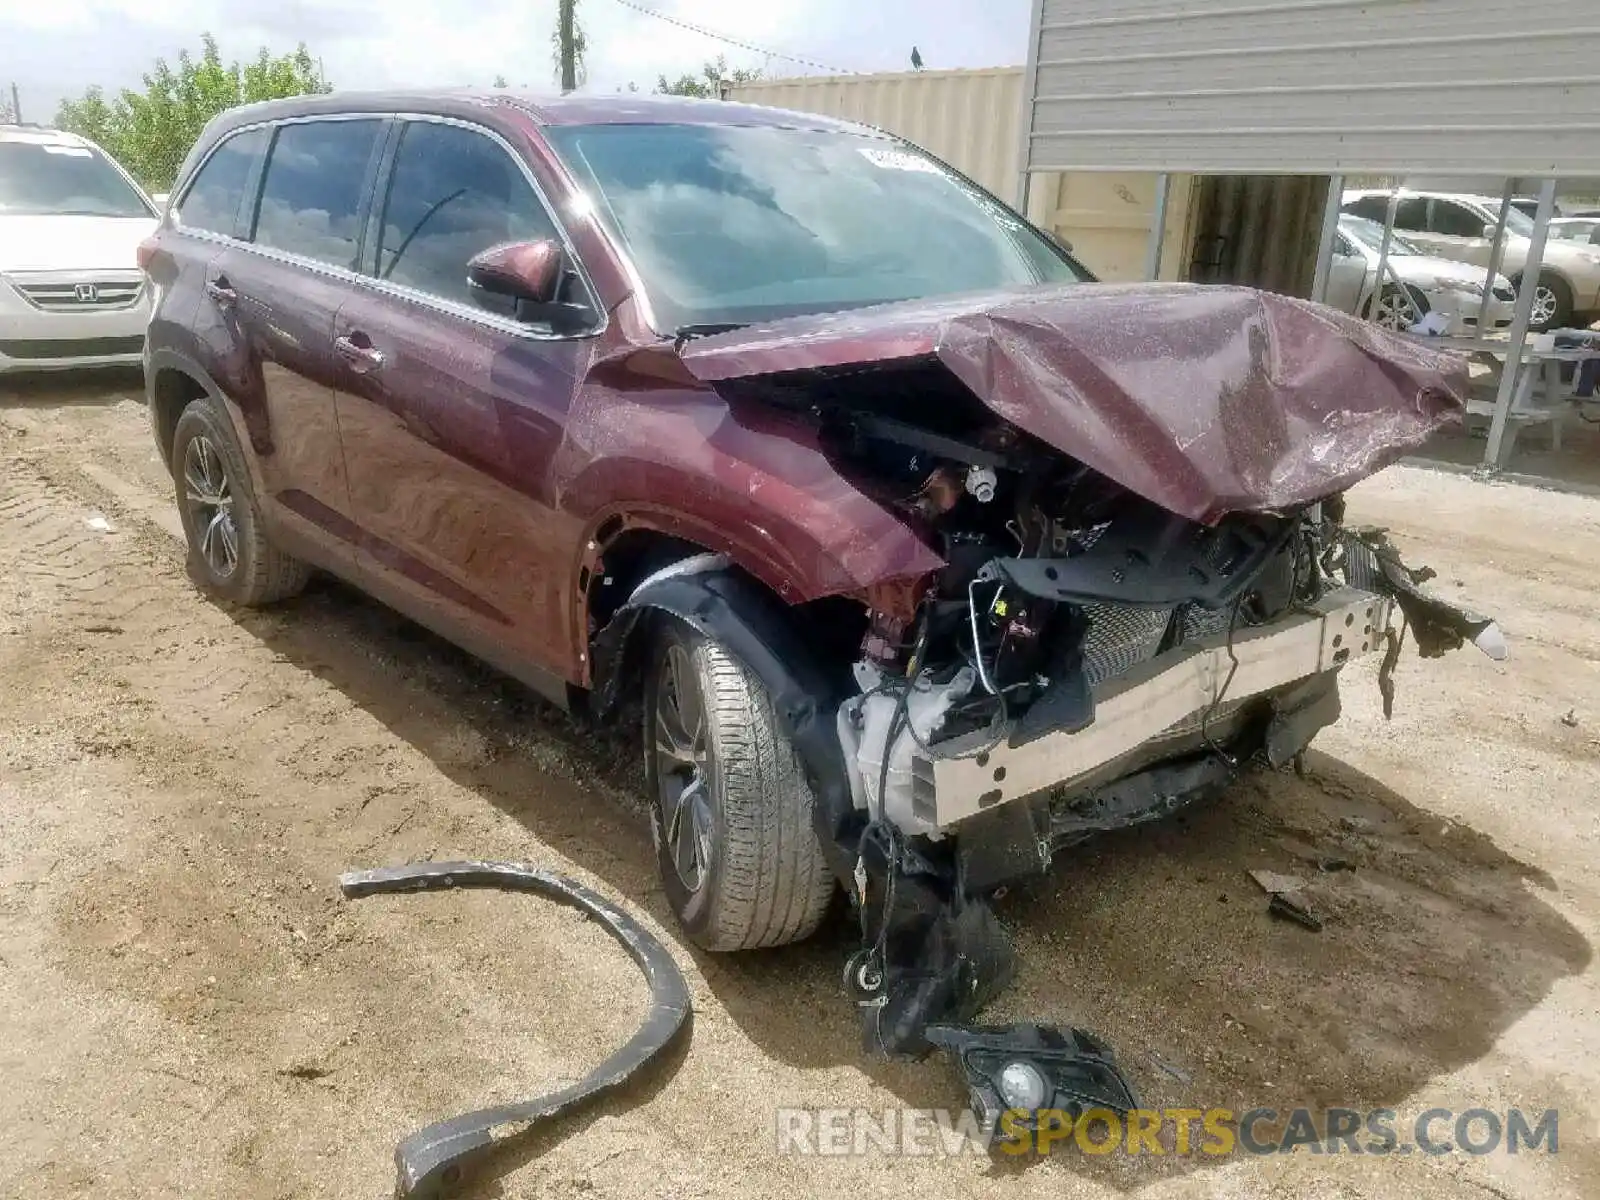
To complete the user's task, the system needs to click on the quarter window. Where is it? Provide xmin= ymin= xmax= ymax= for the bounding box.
xmin=178 ymin=127 xmax=268 ymax=237
xmin=252 ymin=119 xmax=383 ymax=269
xmin=375 ymin=121 xmax=560 ymax=305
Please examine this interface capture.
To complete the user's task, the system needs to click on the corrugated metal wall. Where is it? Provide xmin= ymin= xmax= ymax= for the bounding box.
xmin=728 ymin=68 xmax=1023 ymax=200
xmin=727 ymin=69 xmax=1196 ymax=283
xmin=1021 ymin=0 xmax=1600 ymax=175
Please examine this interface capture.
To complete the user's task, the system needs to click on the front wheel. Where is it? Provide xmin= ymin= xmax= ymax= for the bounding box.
xmin=1366 ymin=282 xmax=1428 ymax=331
xmin=642 ymin=618 xmax=835 ymax=952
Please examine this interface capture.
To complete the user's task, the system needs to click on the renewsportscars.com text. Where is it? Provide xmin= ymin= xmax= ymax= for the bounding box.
xmin=773 ymin=1106 xmax=1559 ymax=1157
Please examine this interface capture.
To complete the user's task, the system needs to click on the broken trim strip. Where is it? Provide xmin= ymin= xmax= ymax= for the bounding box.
xmin=338 ymin=861 xmax=693 ymax=1200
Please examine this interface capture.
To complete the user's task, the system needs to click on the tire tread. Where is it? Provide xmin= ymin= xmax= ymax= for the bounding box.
xmin=688 ymin=635 xmax=834 ymax=951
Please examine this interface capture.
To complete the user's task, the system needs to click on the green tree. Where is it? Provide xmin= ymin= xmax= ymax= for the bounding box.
xmin=55 ymin=34 xmax=330 ymax=189
xmin=655 ymin=56 xmax=761 ymax=99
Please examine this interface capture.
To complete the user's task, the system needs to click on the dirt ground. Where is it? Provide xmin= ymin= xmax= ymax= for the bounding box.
xmin=2 ymin=372 xmax=1598 ymax=1200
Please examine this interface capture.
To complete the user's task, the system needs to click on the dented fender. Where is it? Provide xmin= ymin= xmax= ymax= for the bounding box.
xmin=590 ymin=561 xmax=862 ymax=875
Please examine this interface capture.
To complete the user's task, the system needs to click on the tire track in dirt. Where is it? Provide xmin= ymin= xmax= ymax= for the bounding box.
xmin=0 ymin=427 xmax=661 ymax=1198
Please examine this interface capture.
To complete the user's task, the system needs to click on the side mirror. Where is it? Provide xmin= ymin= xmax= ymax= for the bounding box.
xmin=466 ymin=239 xmax=590 ymax=332
xmin=1482 ymin=223 xmax=1499 ymax=241
xmin=467 ymin=240 xmax=562 ymax=306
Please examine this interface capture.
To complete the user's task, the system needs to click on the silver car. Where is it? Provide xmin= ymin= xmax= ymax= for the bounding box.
xmin=1344 ymin=189 xmax=1600 ymax=331
xmin=0 ymin=125 xmax=157 ymax=373
xmin=1327 ymin=215 xmax=1515 ymax=336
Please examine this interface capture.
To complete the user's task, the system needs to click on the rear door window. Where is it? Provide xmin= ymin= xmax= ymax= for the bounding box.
xmin=1429 ymin=200 xmax=1486 ymax=238
xmin=252 ymin=119 xmax=384 ymax=269
xmin=374 ymin=120 xmax=560 ymax=306
xmin=178 ymin=127 xmax=268 ymax=237
xmin=1391 ymin=197 xmax=1428 ymax=232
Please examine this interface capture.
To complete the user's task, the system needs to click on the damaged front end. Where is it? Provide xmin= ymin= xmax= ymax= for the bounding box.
xmin=613 ymin=284 xmax=1503 ymax=1114
xmin=829 ymin=486 xmax=1491 ymax=1062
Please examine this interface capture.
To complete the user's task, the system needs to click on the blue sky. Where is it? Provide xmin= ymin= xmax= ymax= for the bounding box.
xmin=2 ymin=0 xmax=1034 ymax=124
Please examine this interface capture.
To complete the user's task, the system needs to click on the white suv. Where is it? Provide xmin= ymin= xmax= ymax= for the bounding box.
xmin=1344 ymin=188 xmax=1600 ymax=332
xmin=0 ymin=125 xmax=158 ymax=374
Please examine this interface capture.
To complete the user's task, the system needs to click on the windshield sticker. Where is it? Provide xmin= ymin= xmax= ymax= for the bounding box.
xmin=858 ymin=147 xmax=941 ymax=174
xmin=42 ymin=145 xmax=94 ymax=157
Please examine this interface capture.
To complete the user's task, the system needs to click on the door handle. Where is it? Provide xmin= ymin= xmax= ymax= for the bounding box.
xmin=334 ymin=333 xmax=386 ymax=373
xmin=205 ymin=278 xmax=236 ymax=307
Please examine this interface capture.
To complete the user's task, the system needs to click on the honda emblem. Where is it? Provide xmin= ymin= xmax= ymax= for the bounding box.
xmin=74 ymin=283 xmax=99 ymax=303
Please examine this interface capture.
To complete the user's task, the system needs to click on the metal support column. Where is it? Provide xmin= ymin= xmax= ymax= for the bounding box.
xmin=1485 ymin=178 xmax=1558 ymax=468
xmin=1013 ymin=0 xmax=1045 ymax=211
xmin=1310 ymin=173 xmax=1345 ymax=302
xmin=1473 ymin=178 xmax=1515 ymax=334
xmin=1370 ymin=189 xmax=1402 ymax=322
xmin=1145 ymin=173 xmax=1171 ymax=281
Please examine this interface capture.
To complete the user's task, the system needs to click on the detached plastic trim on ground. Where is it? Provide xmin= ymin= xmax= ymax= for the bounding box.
xmin=338 ymin=860 xmax=693 ymax=1200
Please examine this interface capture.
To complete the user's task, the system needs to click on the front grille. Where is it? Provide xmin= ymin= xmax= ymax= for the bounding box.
xmin=11 ymin=276 xmax=144 ymax=311
xmin=0 ymin=335 xmax=144 ymax=360
xmin=1180 ymin=605 xmax=1234 ymax=642
xmin=1080 ymin=603 xmax=1172 ymax=685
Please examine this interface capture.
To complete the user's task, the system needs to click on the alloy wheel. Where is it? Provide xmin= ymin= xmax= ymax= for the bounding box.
xmin=653 ymin=643 xmax=715 ymax=895
xmin=1371 ymin=288 xmax=1421 ymax=330
xmin=1530 ymin=284 xmax=1558 ymax=329
xmin=182 ymin=434 xmax=239 ymax=578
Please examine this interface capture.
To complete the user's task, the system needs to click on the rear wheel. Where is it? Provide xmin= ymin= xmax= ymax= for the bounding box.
xmin=171 ymin=395 xmax=310 ymax=606
xmin=642 ymin=618 xmax=834 ymax=951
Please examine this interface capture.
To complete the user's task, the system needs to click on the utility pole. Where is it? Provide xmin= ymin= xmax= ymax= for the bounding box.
xmin=558 ymin=0 xmax=577 ymax=93
xmin=8 ymin=82 xmax=20 ymax=125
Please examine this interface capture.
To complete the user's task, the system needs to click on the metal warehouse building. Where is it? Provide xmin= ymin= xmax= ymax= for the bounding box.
xmin=734 ymin=0 xmax=1600 ymax=295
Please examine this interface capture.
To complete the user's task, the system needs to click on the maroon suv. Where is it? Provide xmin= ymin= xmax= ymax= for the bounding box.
xmin=140 ymin=91 xmax=1501 ymax=1078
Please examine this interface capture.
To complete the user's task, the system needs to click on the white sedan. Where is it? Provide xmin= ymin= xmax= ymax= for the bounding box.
xmin=1326 ymin=215 xmax=1516 ymax=337
xmin=0 ymin=125 xmax=158 ymax=374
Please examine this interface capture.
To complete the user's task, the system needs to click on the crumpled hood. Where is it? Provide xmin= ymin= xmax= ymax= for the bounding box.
xmin=676 ymin=283 xmax=1468 ymax=523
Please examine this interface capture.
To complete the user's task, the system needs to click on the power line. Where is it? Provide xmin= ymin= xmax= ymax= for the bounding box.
xmin=607 ymin=0 xmax=853 ymax=75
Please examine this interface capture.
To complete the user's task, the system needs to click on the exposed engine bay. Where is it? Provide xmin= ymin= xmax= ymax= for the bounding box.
xmin=685 ymin=359 xmax=1507 ymax=1074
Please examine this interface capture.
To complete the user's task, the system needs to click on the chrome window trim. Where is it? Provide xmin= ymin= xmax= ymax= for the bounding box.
xmin=169 ymin=110 xmax=607 ymax=344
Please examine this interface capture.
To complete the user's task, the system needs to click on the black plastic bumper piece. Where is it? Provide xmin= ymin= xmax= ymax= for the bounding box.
xmin=338 ymin=861 xmax=693 ymax=1200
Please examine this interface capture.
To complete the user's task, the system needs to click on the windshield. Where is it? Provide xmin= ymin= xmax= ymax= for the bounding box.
xmin=1486 ymin=202 xmax=1536 ymax=238
xmin=1340 ymin=215 xmax=1424 ymax=257
xmin=0 ymin=139 xmax=153 ymax=218
xmin=544 ymin=123 xmax=1085 ymax=331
